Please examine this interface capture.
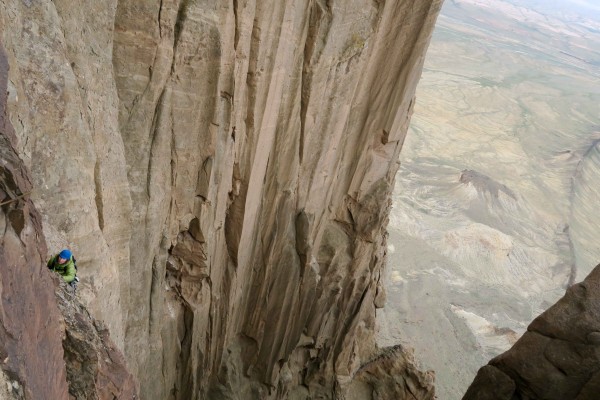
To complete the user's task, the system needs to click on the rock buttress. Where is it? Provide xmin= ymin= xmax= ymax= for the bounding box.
xmin=0 ymin=0 xmax=443 ymax=398
xmin=463 ymin=264 xmax=600 ymax=400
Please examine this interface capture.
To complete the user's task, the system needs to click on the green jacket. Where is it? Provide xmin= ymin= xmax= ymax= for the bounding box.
xmin=47 ymin=255 xmax=76 ymax=283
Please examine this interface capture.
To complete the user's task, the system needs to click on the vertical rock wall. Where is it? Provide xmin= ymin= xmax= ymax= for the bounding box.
xmin=0 ymin=0 xmax=443 ymax=398
xmin=0 ymin=40 xmax=136 ymax=400
xmin=0 ymin=40 xmax=69 ymax=400
xmin=0 ymin=0 xmax=133 ymax=350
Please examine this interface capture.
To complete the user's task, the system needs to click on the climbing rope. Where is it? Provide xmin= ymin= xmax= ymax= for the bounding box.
xmin=0 ymin=190 xmax=32 ymax=206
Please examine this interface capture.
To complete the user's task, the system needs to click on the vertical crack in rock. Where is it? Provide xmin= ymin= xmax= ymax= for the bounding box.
xmin=295 ymin=209 xmax=312 ymax=271
xmin=94 ymin=160 xmax=105 ymax=231
xmin=177 ymin=305 xmax=195 ymax=400
xmin=113 ymin=0 xmax=181 ymax=392
xmin=299 ymin=0 xmax=332 ymax=165
xmin=158 ymin=0 xmax=165 ymax=38
xmin=233 ymin=0 xmax=240 ymax=50
xmin=174 ymin=0 xmax=191 ymax=49
xmin=146 ymin=87 xmax=167 ymax=198
xmin=166 ymin=216 xmax=210 ymax=398
xmin=225 ymin=162 xmax=244 ymax=265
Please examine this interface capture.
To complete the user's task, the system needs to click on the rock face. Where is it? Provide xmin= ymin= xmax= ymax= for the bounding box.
xmin=0 ymin=41 xmax=136 ymax=400
xmin=463 ymin=264 xmax=600 ymax=400
xmin=0 ymin=0 xmax=442 ymax=399
xmin=56 ymin=283 xmax=138 ymax=400
xmin=347 ymin=346 xmax=435 ymax=400
xmin=0 ymin=40 xmax=69 ymax=400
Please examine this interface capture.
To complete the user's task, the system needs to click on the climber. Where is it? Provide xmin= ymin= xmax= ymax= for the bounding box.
xmin=47 ymin=249 xmax=77 ymax=285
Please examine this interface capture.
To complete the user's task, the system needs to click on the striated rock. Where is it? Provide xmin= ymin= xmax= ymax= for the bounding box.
xmin=0 ymin=0 xmax=443 ymax=398
xmin=347 ymin=345 xmax=435 ymax=400
xmin=463 ymin=264 xmax=600 ymax=400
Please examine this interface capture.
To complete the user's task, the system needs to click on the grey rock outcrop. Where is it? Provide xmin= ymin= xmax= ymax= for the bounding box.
xmin=0 ymin=0 xmax=443 ymax=398
xmin=463 ymin=264 xmax=600 ymax=400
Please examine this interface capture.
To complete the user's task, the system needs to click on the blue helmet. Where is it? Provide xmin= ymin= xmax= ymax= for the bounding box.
xmin=59 ymin=249 xmax=72 ymax=260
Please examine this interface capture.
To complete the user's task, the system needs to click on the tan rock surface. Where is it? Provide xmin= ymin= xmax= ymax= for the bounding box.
xmin=0 ymin=39 xmax=135 ymax=400
xmin=56 ymin=282 xmax=138 ymax=400
xmin=0 ymin=39 xmax=69 ymax=400
xmin=347 ymin=346 xmax=435 ymax=400
xmin=0 ymin=0 xmax=442 ymax=398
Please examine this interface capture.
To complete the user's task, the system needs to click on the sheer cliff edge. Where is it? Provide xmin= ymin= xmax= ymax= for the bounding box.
xmin=0 ymin=1 xmax=442 ymax=399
